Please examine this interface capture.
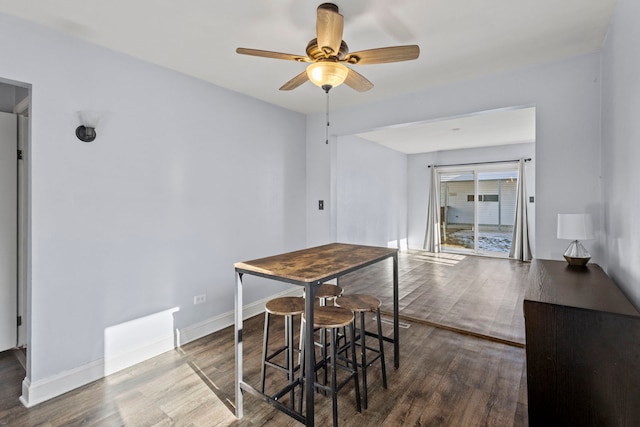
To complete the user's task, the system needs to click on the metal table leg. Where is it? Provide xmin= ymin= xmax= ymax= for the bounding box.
xmin=393 ymin=254 xmax=399 ymax=368
xmin=304 ymin=283 xmax=316 ymax=426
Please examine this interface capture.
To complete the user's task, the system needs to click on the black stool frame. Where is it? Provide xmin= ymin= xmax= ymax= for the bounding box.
xmin=349 ymin=306 xmax=388 ymax=409
xmin=300 ymin=320 xmax=362 ymax=427
xmin=260 ymin=310 xmax=302 ymax=409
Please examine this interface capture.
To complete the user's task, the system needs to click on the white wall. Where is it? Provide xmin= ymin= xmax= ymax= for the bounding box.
xmin=307 ymin=52 xmax=602 ymax=264
xmin=0 ymin=13 xmax=307 ymax=404
xmin=407 ymin=143 xmax=535 ymax=251
xmin=601 ymin=0 xmax=640 ymax=308
xmin=306 ymin=113 xmax=335 ymax=246
xmin=335 ymin=135 xmax=407 ymax=248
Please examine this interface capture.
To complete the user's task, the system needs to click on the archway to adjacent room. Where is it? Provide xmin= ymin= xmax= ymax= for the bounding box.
xmin=337 ymin=105 xmax=536 ymax=257
xmin=334 ymin=104 xmax=536 ymax=346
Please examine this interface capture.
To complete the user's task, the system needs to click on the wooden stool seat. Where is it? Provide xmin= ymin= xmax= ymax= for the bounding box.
xmin=334 ymin=294 xmax=381 ymax=313
xmin=305 ymin=306 xmax=353 ymax=329
xmin=315 ymin=284 xmax=343 ymax=300
xmin=265 ymin=296 xmax=305 ymax=316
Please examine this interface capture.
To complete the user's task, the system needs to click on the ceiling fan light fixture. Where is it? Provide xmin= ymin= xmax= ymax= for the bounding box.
xmin=236 ymin=2 xmax=419 ymax=93
xmin=306 ymin=61 xmax=348 ymax=89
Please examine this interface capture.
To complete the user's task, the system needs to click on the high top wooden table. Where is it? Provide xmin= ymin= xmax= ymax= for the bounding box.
xmin=234 ymin=243 xmax=399 ymax=426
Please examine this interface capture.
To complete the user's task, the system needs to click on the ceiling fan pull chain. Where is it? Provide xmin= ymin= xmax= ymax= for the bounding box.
xmin=325 ymin=88 xmax=330 ymax=144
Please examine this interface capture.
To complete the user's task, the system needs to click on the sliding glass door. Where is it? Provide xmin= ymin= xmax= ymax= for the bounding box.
xmin=439 ymin=171 xmax=475 ymax=251
xmin=439 ymin=165 xmax=518 ymax=256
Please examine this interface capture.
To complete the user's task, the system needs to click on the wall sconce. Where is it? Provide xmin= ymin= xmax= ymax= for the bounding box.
xmin=557 ymin=213 xmax=594 ymax=266
xmin=76 ymin=110 xmax=100 ymax=142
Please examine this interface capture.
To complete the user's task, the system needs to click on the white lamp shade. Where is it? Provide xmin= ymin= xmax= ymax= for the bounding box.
xmin=306 ymin=62 xmax=349 ymax=88
xmin=557 ymin=213 xmax=594 ymax=240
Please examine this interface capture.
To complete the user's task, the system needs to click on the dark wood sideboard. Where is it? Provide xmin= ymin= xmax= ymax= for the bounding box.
xmin=524 ymin=259 xmax=640 ymax=426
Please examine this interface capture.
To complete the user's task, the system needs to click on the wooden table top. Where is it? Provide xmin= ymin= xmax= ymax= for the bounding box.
xmin=234 ymin=243 xmax=397 ymax=285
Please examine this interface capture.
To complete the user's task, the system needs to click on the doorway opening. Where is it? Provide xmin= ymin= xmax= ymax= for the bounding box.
xmin=0 ymin=79 xmax=30 ymax=368
xmin=439 ymin=164 xmax=518 ymax=257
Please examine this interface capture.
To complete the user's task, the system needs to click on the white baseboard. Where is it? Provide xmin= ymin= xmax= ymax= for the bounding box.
xmin=20 ymin=358 xmax=104 ymax=408
xmin=20 ymin=287 xmax=303 ymax=407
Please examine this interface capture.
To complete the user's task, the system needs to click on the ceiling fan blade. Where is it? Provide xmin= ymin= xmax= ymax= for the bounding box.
xmin=316 ymin=3 xmax=343 ymax=56
xmin=344 ymin=68 xmax=374 ymax=92
xmin=343 ymin=45 xmax=420 ymax=65
xmin=236 ymin=47 xmax=310 ymax=62
xmin=279 ymin=71 xmax=309 ymax=91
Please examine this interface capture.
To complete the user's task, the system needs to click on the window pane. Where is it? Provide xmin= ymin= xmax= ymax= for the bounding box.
xmin=440 ymin=172 xmax=474 ymax=251
xmin=477 ymin=174 xmax=515 ymax=254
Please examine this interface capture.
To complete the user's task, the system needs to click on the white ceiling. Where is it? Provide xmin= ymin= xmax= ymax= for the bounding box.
xmin=356 ymin=106 xmax=536 ymax=154
xmin=0 ymin=0 xmax=615 ymax=153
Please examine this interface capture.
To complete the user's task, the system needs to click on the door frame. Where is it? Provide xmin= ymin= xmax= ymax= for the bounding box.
xmin=0 ymin=110 xmax=18 ymax=352
xmin=1 ymin=77 xmax=31 ymax=358
xmin=14 ymin=96 xmax=29 ymax=348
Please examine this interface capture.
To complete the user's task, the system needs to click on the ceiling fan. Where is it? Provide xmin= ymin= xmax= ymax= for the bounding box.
xmin=236 ymin=3 xmax=420 ymax=93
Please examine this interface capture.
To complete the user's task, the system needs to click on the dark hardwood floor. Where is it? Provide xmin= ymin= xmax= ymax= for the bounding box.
xmin=0 ymin=251 xmax=529 ymax=426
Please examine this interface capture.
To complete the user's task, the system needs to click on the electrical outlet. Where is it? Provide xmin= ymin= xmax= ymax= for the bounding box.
xmin=194 ymin=294 xmax=206 ymax=305
xmin=319 ymin=200 xmax=324 ymax=210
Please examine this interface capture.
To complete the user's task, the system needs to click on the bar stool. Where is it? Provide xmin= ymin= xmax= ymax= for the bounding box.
xmin=300 ymin=306 xmax=361 ymax=427
xmin=315 ymin=283 xmax=343 ymax=306
xmin=314 ymin=284 xmax=343 ymax=390
xmin=261 ymin=296 xmax=305 ymax=409
xmin=298 ymin=283 xmax=344 ymax=389
xmin=335 ymin=294 xmax=387 ymax=409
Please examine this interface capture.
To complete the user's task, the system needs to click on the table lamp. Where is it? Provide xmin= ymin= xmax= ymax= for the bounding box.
xmin=557 ymin=213 xmax=594 ymax=266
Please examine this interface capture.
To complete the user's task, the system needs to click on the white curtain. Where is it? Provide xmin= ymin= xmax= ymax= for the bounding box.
xmin=423 ymin=166 xmax=441 ymax=252
xmin=509 ymin=158 xmax=532 ymax=261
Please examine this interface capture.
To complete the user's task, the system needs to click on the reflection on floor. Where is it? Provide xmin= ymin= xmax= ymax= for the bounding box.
xmin=340 ymin=250 xmax=529 ymax=346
